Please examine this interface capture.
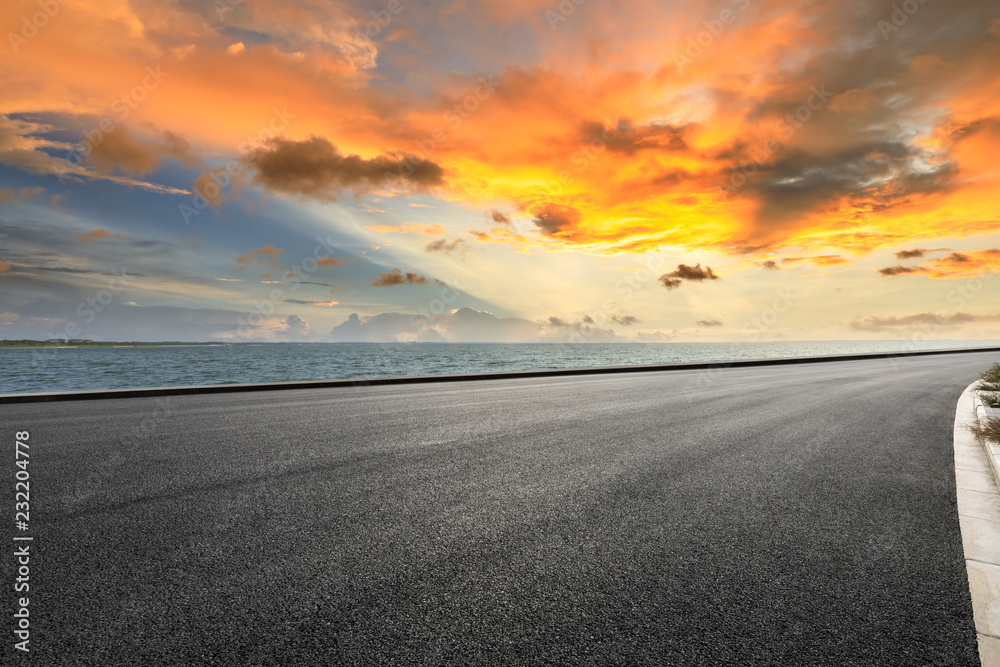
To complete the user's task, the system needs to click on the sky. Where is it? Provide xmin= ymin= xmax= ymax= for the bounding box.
xmin=1 ymin=0 xmax=999 ymax=343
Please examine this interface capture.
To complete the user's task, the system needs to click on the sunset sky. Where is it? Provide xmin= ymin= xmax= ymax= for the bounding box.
xmin=1 ymin=0 xmax=999 ymax=342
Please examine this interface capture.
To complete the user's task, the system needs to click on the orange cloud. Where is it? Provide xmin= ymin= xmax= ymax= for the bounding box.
xmin=366 ymin=224 xmax=447 ymax=236
xmin=781 ymin=255 xmax=851 ymax=268
xmin=73 ymin=229 xmax=123 ymax=243
xmin=878 ymin=249 xmax=1000 ymax=278
xmin=232 ymin=245 xmax=284 ymax=273
xmin=0 ymin=186 xmax=43 ymax=202
xmin=1 ymin=0 xmax=999 ymax=267
xmin=370 ymin=269 xmax=429 ymax=286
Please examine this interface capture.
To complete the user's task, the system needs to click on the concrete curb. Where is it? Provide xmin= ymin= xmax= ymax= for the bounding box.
xmin=954 ymin=380 xmax=1000 ymax=665
xmin=3 ymin=345 xmax=1000 ymax=404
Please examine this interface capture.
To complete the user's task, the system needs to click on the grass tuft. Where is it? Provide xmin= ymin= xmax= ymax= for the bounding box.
xmin=982 ymin=363 xmax=1000 ymax=384
xmin=979 ymin=382 xmax=1000 ymax=392
xmin=983 ymin=393 xmax=1000 ymax=408
xmin=972 ymin=416 xmax=1000 ymax=445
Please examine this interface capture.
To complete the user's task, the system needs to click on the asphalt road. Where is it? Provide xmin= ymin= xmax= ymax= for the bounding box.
xmin=2 ymin=351 xmax=995 ymax=665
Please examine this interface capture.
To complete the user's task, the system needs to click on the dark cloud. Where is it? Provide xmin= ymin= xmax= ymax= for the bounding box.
xmin=245 ymin=135 xmax=445 ymax=201
xmin=878 ymin=265 xmax=927 ymax=276
xmin=696 ymin=320 xmax=724 ymax=327
xmin=659 ymin=263 xmax=720 ymax=290
xmin=578 ymin=120 xmax=688 ymax=155
xmin=84 ymin=126 xmax=198 ymax=177
xmin=660 ymin=277 xmax=683 ymax=290
xmin=611 ymin=314 xmax=640 ymax=326
xmin=84 ymin=125 xmax=161 ymax=176
xmin=759 ymin=260 xmax=780 ymax=270
xmin=425 ymin=238 xmax=465 ymax=254
xmin=370 ymin=268 xmax=429 ymax=286
xmin=486 ymin=209 xmax=512 ymax=226
xmin=531 ymin=203 xmax=581 ymax=236
xmin=895 ymin=248 xmax=926 ymax=260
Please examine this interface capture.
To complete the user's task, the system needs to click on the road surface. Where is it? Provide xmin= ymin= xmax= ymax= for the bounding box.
xmin=2 ymin=351 xmax=993 ymax=665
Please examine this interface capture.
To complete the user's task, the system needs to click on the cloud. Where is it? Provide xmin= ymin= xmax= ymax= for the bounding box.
xmin=539 ymin=315 xmax=617 ymax=342
xmin=329 ymin=308 xmax=576 ymax=343
xmin=316 ymin=257 xmax=343 ymax=267
xmin=610 ymin=314 xmax=640 ymax=326
xmin=73 ymin=229 xmax=124 ymax=243
xmin=879 ymin=249 xmax=1000 ymax=278
xmin=192 ymin=167 xmax=241 ymax=208
xmin=85 ymin=125 xmax=162 ymax=176
xmin=443 ymin=308 xmax=541 ymax=342
xmin=759 ymin=260 xmax=780 ymax=270
xmin=849 ymin=312 xmax=1000 ymax=332
xmin=284 ymin=299 xmax=339 ymax=306
xmin=233 ymin=245 xmax=284 ymax=273
xmin=895 ymin=248 xmax=927 ymax=260
xmin=367 ymin=224 xmax=447 ymax=236
xmin=531 ymin=203 xmax=582 ymax=237
xmin=425 ymin=238 xmax=465 ymax=254
xmin=696 ymin=320 xmax=724 ymax=327
xmin=879 ymin=265 xmax=927 ymax=276
xmin=0 ymin=115 xmax=189 ymax=195
xmin=369 ymin=268 xmax=429 ymax=286
xmin=659 ymin=264 xmax=720 ymax=290
xmin=244 ymin=135 xmax=445 ymax=201
xmin=0 ymin=187 xmax=44 ymax=203
xmin=486 ymin=209 xmax=512 ymax=227
xmin=0 ymin=261 xmax=9 ymax=273
xmin=781 ymin=255 xmax=850 ymax=267
xmin=278 ymin=314 xmax=310 ymax=337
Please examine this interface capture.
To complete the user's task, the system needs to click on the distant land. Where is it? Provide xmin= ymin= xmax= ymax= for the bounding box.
xmin=0 ymin=340 xmax=222 ymax=348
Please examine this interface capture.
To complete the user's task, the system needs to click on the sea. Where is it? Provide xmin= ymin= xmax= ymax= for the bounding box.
xmin=1 ymin=339 xmax=998 ymax=395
